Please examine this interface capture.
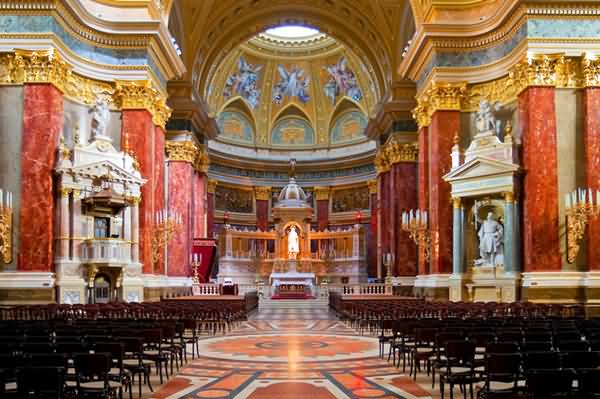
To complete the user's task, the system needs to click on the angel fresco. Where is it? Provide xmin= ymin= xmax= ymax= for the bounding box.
xmin=223 ymin=57 xmax=262 ymax=109
xmin=272 ymin=65 xmax=310 ymax=104
xmin=323 ymin=56 xmax=363 ymax=105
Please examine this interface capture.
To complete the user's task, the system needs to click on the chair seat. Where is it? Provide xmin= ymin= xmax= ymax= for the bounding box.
xmin=416 ymin=347 xmax=433 ymax=353
xmin=5 ymin=382 xmax=16 ymax=392
xmin=448 ymin=366 xmax=472 ymax=374
xmin=475 ymin=354 xmax=485 ymax=360
xmin=78 ymin=380 xmax=123 ymax=390
xmin=144 ymin=350 xmax=163 ymax=356
xmin=477 ymin=381 xmax=517 ymax=391
xmin=123 ymin=359 xmax=153 ymax=367
xmin=109 ymin=367 xmax=132 ymax=377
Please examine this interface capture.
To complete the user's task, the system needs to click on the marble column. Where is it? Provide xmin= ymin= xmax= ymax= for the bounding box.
xmin=193 ymin=172 xmax=207 ymax=238
xmin=207 ymin=180 xmax=217 ymax=239
xmin=452 ymin=198 xmax=464 ymax=274
xmin=254 ymin=187 xmax=270 ymax=232
xmin=368 ymin=180 xmax=378 ymax=278
xmin=58 ymin=189 xmax=71 ymax=259
xmin=154 ymin=126 xmax=166 ymax=275
xmin=417 ymin=126 xmax=429 ymax=275
xmin=429 ymin=111 xmax=457 ymax=274
xmin=167 ymin=160 xmax=192 ymax=277
xmin=392 ymin=161 xmax=418 ymax=277
xmin=519 ymin=87 xmax=561 ymax=272
xmin=130 ymin=198 xmax=140 ymax=263
xmin=584 ymin=87 xmax=600 ymax=270
xmin=503 ymin=192 xmax=517 ymax=274
xmin=18 ymin=84 xmax=63 ymax=271
xmin=121 ymin=110 xmax=155 ymax=274
xmin=314 ymin=187 xmax=330 ymax=231
xmin=72 ymin=190 xmax=83 ymax=259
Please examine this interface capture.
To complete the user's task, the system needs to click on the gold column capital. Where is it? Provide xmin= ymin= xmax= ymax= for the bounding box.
xmin=367 ymin=180 xmax=378 ymax=195
xmin=374 ymin=149 xmax=390 ymax=174
xmin=504 ymin=191 xmax=515 ymax=203
xmin=165 ymin=140 xmax=198 ymax=163
xmin=115 ymin=80 xmax=171 ymax=129
xmin=413 ymin=81 xmax=466 ymax=129
xmin=193 ymin=149 xmax=210 ymax=174
xmin=207 ymin=179 xmax=218 ymax=194
xmin=254 ymin=186 xmax=272 ymax=201
xmin=452 ymin=197 xmax=462 ymax=208
xmin=59 ymin=187 xmax=72 ymax=197
xmin=385 ymin=142 xmax=418 ymax=164
xmin=582 ymin=53 xmax=600 ymax=87
xmin=313 ymin=186 xmax=331 ymax=201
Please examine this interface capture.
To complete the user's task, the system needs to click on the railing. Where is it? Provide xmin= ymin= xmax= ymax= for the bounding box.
xmin=339 ymin=284 xmax=388 ymax=296
xmin=193 ymin=284 xmax=220 ymax=296
xmin=237 ymin=284 xmax=259 ymax=295
xmin=82 ymin=239 xmax=130 ymax=264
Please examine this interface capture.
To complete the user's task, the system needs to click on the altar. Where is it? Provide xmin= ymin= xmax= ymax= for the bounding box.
xmin=270 ymin=271 xmax=315 ymax=298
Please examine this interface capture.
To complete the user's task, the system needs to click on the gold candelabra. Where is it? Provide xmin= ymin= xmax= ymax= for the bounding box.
xmin=565 ymin=188 xmax=600 ymax=263
xmin=149 ymin=209 xmax=182 ymax=271
xmin=383 ymin=253 xmax=393 ymax=279
xmin=401 ymin=209 xmax=431 ymax=262
xmin=320 ymin=244 xmax=335 ymax=277
xmin=191 ymin=253 xmax=203 ymax=284
xmin=0 ymin=189 xmax=13 ymax=264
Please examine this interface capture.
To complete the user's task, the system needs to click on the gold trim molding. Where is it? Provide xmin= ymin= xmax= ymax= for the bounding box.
xmin=207 ymin=179 xmax=218 ymax=194
xmin=165 ymin=141 xmax=198 ymax=163
xmin=413 ymin=54 xmax=598 ymax=128
xmin=0 ymin=49 xmax=171 ymax=128
xmin=254 ymin=186 xmax=272 ymax=201
xmin=367 ymin=180 xmax=378 ymax=195
xmin=375 ymin=141 xmax=419 ymax=174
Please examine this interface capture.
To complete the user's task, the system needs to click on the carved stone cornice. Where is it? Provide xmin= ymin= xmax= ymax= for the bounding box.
xmin=313 ymin=186 xmax=331 ymax=201
xmin=207 ymin=179 xmax=218 ymax=194
xmin=254 ymin=186 xmax=272 ymax=201
xmin=165 ymin=141 xmax=198 ymax=163
xmin=367 ymin=180 xmax=378 ymax=195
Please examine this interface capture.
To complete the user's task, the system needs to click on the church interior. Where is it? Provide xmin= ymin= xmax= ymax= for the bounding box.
xmin=1 ymin=0 xmax=600 ymax=398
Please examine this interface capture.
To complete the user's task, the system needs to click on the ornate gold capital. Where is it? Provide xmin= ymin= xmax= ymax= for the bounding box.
xmin=452 ymin=197 xmax=462 ymax=208
xmin=385 ymin=142 xmax=418 ymax=164
xmin=374 ymin=149 xmax=390 ymax=174
xmin=313 ymin=186 xmax=331 ymax=201
xmin=254 ymin=186 xmax=271 ymax=201
xmin=504 ymin=191 xmax=515 ymax=203
xmin=115 ymin=80 xmax=171 ymax=129
xmin=413 ymin=82 xmax=466 ymax=129
xmin=193 ymin=149 xmax=210 ymax=174
xmin=165 ymin=141 xmax=198 ymax=163
xmin=508 ymin=53 xmax=570 ymax=94
xmin=59 ymin=188 xmax=72 ymax=197
xmin=207 ymin=179 xmax=218 ymax=194
xmin=367 ymin=180 xmax=378 ymax=195
xmin=582 ymin=54 xmax=600 ymax=87
xmin=412 ymin=102 xmax=431 ymax=129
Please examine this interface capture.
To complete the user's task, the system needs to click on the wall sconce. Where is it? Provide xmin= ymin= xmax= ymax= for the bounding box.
xmin=147 ymin=209 xmax=182 ymax=272
xmin=401 ymin=209 xmax=431 ymax=262
xmin=565 ymin=188 xmax=600 ymax=263
xmin=0 ymin=189 xmax=13 ymax=264
xmin=190 ymin=253 xmax=203 ymax=284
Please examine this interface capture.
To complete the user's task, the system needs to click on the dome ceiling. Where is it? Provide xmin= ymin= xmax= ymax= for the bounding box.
xmin=207 ymin=29 xmax=377 ymax=150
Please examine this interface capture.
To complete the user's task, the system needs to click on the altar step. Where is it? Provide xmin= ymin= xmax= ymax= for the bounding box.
xmin=258 ymin=296 xmax=329 ymax=310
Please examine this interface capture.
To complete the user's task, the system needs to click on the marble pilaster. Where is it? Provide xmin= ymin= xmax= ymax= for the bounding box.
xmin=584 ymin=87 xmax=600 ymax=270
xmin=167 ymin=161 xmax=192 ymax=277
xmin=392 ymin=162 xmax=418 ymax=277
xmin=418 ymin=126 xmax=429 ymax=275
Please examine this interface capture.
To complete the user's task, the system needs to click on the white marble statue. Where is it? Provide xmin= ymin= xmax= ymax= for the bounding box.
xmin=90 ymin=95 xmax=110 ymax=139
xmin=475 ymin=99 xmax=502 ymax=137
xmin=288 ymin=226 xmax=299 ymax=260
xmin=476 ymin=212 xmax=504 ymax=267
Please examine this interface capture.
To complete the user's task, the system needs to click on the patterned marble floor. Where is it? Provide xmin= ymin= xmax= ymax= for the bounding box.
xmin=150 ymin=309 xmax=432 ymax=399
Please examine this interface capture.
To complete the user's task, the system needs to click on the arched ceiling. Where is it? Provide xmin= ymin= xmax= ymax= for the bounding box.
xmin=176 ymin=0 xmax=413 ymax=105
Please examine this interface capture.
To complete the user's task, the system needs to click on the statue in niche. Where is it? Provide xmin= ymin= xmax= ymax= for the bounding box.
xmin=90 ymin=95 xmax=110 ymax=140
xmin=287 ymin=226 xmax=299 ymax=260
xmin=475 ymin=99 xmax=502 ymax=138
xmin=475 ymin=211 xmax=504 ymax=267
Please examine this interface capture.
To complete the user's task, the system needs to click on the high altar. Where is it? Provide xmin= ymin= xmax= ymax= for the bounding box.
xmin=217 ymin=165 xmax=368 ymax=297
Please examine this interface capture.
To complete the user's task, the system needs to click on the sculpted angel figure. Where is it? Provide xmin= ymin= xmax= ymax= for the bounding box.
xmin=475 ymin=99 xmax=502 ymax=137
xmin=90 ymin=96 xmax=110 ymax=139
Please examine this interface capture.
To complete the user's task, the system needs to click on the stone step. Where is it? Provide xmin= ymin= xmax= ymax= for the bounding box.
xmin=259 ymin=297 xmax=329 ymax=310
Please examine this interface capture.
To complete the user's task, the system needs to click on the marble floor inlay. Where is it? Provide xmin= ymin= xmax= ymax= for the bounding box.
xmin=151 ymin=309 xmax=432 ymax=399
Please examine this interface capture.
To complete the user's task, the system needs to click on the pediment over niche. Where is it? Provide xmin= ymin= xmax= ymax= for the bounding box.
xmin=58 ymin=160 xmax=144 ymax=186
xmin=444 ymin=156 xmax=519 ymax=183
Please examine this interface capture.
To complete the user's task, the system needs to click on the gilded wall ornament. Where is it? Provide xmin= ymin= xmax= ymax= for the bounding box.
xmin=367 ymin=180 xmax=378 ymax=195
xmin=165 ymin=141 xmax=198 ymax=163
xmin=582 ymin=54 xmax=600 ymax=87
xmin=313 ymin=186 xmax=331 ymax=201
xmin=254 ymin=186 xmax=272 ymax=201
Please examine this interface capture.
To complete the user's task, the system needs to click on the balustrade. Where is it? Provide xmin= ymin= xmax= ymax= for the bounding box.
xmin=82 ymin=239 xmax=131 ymax=265
xmin=194 ymin=284 xmax=220 ymax=296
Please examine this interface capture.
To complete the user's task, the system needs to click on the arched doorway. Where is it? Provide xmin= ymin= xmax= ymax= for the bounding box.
xmin=93 ymin=273 xmax=112 ymax=304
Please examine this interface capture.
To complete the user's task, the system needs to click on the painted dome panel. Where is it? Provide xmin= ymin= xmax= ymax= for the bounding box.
xmin=271 ymin=117 xmax=314 ymax=146
xmin=331 ymin=111 xmax=367 ymax=144
xmin=217 ymin=111 xmax=254 ymax=144
xmin=222 ymin=56 xmax=264 ymax=110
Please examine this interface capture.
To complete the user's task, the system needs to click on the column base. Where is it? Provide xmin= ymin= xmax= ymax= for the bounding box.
xmin=521 ymin=272 xmax=586 ymax=303
xmin=449 ymin=274 xmax=467 ymax=302
xmin=142 ymin=274 xmax=194 ymax=302
xmin=414 ymin=274 xmax=451 ymax=301
xmin=0 ymin=272 xmax=56 ymax=304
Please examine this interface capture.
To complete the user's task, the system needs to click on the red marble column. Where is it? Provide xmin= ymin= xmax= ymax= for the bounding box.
xmin=256 ymin=199 xmax=269 ymax=231
xmin=417 ymin=127 xmax=429 ymax=275
xmin=584 ymin=87 xmax=600 ymax=270
xmin=153 ymin=127 xmax=166 ymax=274
xmin=167 ymin=161 xmax=192 ymax=277
xmin=206 ymin=186 xmax=215 ymax=239
xmin=429 ymin=112 xmax=457 ymax=275
xmin=379 ymin=171 xmax=391 ymax=257
xmin=393 ymin=162 xmax=418 ymax=276
xmin=18 ymin=84 xmax=63 ymax=271
xmin=369 ymin=188 xmax=378 ymax=277
xmin=122 ymin=110 xmax=155 ymax=274
xmin=317 ymin=200 xmax=329 ymax=231
xmin=193 ymin=173 xmax=206 ymax=238
xmin=520 ymin=87 xmax=561 ymax=272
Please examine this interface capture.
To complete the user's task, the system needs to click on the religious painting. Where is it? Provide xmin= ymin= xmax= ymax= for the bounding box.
xmin=215 ymin=186 xmax=253 ymax=213
xmin=323 ymin=56 xmax=363 ymax=105
xmin=332 ymin=186 xmax=370 ymax=213
xmin=223 ymin=57 xmax=262 ymax=109
xmin=271 ymin=117 xmax=314 ymax=146
xmin=217 ymin=111 xmax=254 ymax=143
xmin=272 ymin=64 xmax=310 ymax=104
xmin=331 ymin=111 xmax=367 ymax=144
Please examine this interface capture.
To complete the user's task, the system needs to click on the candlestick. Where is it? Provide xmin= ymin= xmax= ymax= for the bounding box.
xmin=565 ymin=187 xmax=600 ymax=263
xmin=0 ymin=189 xmax=13 ymax=264
xmin=401 ymin=208 xmax=431 ymax=262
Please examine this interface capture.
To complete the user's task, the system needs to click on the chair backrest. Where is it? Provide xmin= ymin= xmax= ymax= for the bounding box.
xmin=560 ymin=350 xmax=600 ymax=370
xmin=25 ymin=353 xmax=68 ymax=368
xmin=558 ymin=340 xmax=590 ymax=352
xmin=526 ymin=368 xmax=575 ymax=398
xmin=17 ymin=366 xmax=65 ymax=399
xmin=523 ymin=351 xmax=560 ymax=372
xmin=578 ymin=368 xmax=600 ymax=397
xmin=74 ymin=352 xmax=110 ymax=387
xmin=486 ymin=341 xmax=519 ymax=354
xmin=445 ymin=340 xmax=475 ymax=366
xmin=485 ymin=352 xmax=521 ymax=382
